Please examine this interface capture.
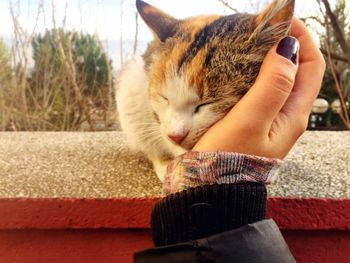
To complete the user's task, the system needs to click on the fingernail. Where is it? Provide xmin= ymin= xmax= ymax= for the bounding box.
xmin=276 ymin=36 xmax=299 ymax=65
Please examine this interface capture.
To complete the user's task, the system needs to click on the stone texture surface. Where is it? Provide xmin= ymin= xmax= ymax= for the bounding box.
xmin=0 ymin=131 xmax=349 ymax=198
xmin=269 ymin=131 xmax=350 ymax=198
xmin=0 ymin=132 xmax=160 ymax=198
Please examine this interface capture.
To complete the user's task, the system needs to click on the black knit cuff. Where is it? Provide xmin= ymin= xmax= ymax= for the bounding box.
xmin=151 ymin=183 xmax=267 ymax=247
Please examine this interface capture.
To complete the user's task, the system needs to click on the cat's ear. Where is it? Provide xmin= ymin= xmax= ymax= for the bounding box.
xmin=254 ymin=0 xmax=294 ymax=30
xmin=136 ymin=0 xmax=179 ymax=42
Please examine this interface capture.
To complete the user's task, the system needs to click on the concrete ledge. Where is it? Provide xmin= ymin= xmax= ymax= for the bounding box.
xmin=0 ymin=131 xmax=349 ymax=198
xmin=0 ymin=132 xmax=162 ymax=198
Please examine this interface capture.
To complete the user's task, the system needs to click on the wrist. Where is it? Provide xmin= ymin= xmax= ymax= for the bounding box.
xmin=165 ymin=151 xmax=282 ymax=195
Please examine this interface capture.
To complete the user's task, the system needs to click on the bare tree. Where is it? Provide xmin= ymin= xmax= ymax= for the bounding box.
xmin=0 ymin=40 xmax=14 ymax=130
xmin=247 ymin=0 xmax=269 ymax=13
xmin=119 ymin=0 xmax=125 ymax=67
xmin=325 ymin=42 xmax=350 ymax=129
xmin=216 ymin=0 xmax=239 ymax=13
xmin=320 ymin=0 xmax=350 ymax=63
xmin=51 ymin=0 xmax=95 ymax=131
xmin=216 ymin=0 xmax=269 ymax=13
xmin=315 ymin=0 xmax=350 ymax=129
xmin=133 ymin=12 xmax=139 ymax=56
xmin=9 ymin=0 xmax=42 ymax=130
xmin=2 ymin=0 xmax=115 ymax=131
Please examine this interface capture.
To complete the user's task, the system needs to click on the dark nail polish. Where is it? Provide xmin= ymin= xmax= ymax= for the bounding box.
xmin=276 ymin=36 xmax=299 ymax=64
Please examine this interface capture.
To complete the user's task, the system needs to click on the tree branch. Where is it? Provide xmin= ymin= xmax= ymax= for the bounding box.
xmin=216 ymin=0 xmax=239 ymax=13
xmin=319 ymin=48 xmax=349 ymax=63
xmin=320 ymin=0 xmax=350 ymax=63
xmin=133 ymin=12 xmax=139 ymax=56
xmin=325 ymin=41 xmax=350 ymax=129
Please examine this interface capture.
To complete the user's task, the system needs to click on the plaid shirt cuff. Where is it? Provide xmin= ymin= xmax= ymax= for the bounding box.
xmin=165 ymin=151 xmax=282 ymax=195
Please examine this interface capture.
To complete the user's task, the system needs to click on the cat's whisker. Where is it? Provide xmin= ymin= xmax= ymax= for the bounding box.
xmin=131 ymin=122 xmax=159 ymax=125
xmin=137 ymin=130 xmax=161 ymax=137
xmin=138 ymin=129 xmax=159 ymax=133
xmin=139 ymin=135 xmax=163 ymax=142
xmin=130 ymin=127 xmax=160 ymax=133
xmin=134 ymin=124 xmax=159 ymax=129
xmin=138 ymin=135 xmax=161 ymax=141
xmin=129 ymin=125 xmax=155 ymax=129
xmin=137 ymin=127 xmax=161 ymax=133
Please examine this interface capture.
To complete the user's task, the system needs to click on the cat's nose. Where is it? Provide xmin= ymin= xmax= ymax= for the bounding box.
xmin=168 ymin=132 xmax=188 ymax=144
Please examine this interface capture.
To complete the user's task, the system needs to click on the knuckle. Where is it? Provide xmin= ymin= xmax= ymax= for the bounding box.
xmin=239 ymin=119 xmax=265 ymax=136
xmin=319 ymin=56 xmax=326 ymax=73
xmin=316 ymin=49 xmax=327 ymax=72
xmin=295 ymin=118 xmax=308 ymax=137
xmin=269 ymin=70 xmax=295 ymax=94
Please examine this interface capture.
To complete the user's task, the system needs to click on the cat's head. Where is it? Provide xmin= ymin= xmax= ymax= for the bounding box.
xmin=137 ymin=0 xmax=294 ymax=150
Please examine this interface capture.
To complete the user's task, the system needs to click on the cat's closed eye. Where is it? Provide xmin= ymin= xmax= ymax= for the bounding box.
xmin=194 ymin=102 xmax=214 ymax=114
xmin=158 ymin=94 xmax=169 ymax=104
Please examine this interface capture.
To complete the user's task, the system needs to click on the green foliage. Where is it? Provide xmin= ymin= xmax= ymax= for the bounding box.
xmin=0 ymin=39 xmax=14 ymax=130
xmin=32 ymin=29 xmax=112 ymax=97
xmin=0 ymin=39 xmax=12 ymax=81
xmin=0 ymin=40 xmax=10 ymax=61
xmin=29 ymin=28 xmax=114 ymax=130
xmin=72 ymin=33 xmax=111 ymax=96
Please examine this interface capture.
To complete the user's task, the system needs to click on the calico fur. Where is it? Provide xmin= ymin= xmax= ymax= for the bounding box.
xmin=117 ymin=0 xmax=295 ymax=181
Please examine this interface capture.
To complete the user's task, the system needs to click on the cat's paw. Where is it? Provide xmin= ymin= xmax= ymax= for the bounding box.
xmin=152 ymin=160 xmax=169 ymax=182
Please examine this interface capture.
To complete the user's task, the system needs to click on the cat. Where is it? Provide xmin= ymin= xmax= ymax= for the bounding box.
xmin=117 ymin=0 xmax=295 ymax=181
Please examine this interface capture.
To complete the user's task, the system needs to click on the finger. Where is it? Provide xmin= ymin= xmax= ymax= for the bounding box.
xmin=290 ymin=18 xmax=324 ymax=64
xmin=283 ymin=18 xmax=326 ymax=117
xmin=228 ymin=38 xmax=299 ymax=129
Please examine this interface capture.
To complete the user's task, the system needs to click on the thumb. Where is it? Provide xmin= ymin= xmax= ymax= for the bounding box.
xmin=231 ymin=36 xmax=299 ymax=126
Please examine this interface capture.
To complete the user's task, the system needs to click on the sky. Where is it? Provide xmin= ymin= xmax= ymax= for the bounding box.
xmin=0 ymin=0 xmax=322 ymax=40
xmin=0 ymin=0 xmax=347 ymax=68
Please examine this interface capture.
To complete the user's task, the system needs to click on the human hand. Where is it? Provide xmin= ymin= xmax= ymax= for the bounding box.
xmin=193 ymin=18 xmax=326 ymax=159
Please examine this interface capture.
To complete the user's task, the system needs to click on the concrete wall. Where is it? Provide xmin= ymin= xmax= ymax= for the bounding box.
xmin=0 ymin=131 xmax=349 ymax=262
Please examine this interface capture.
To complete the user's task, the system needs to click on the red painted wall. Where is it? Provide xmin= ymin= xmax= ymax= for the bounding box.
xmin=0 ymin=229 xmax=152 ymax=263
xmin=283 ymin=230 xmax=350 ymax=263
xmin=1 ymin=198 xmax=350 ymax=230
xmin=1 ymin=229 xmax=350 ymax=263
xmin=1 ymin=197 xmax=350 ymax=263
